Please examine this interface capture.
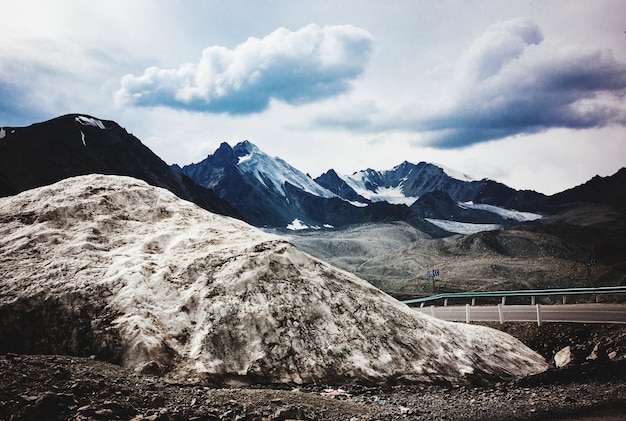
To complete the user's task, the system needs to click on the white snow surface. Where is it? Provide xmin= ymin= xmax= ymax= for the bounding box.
xmin=426 ymin=218 xmax=503 ymax=235
xmin=367 ymin=186 xmax=418 ymax=206
xmin=435 ymin=163 xmax=475 ymax=181
xmin=0 ymin=127 xmax=6 ymax=140
xmin=75 ymin=115 xmax=106 ymax=129
xmin=337 ymin=162 xmax=473 ymax=206
xmin=286 ymin=218 xmax=319 ymax=231
xmin=0 ymin=175 xmax=547 ymax=384
xmin=339 ymin=172 xmax=418 ymax=206
xmin=460 ymin=202 xmax=543 ymax=222
xmin=236 ymin=143 xmax=335 ymax=199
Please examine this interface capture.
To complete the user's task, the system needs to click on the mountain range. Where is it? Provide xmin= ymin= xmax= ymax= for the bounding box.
xmin=1 ymin=114 xmax=625 ymax=295
xmin=173 ymin=138 xmax=624 ymax=235
xmin=2 ymin=114 xmax=625 ymax=236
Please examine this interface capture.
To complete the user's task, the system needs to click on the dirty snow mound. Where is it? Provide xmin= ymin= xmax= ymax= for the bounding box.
xmin=0 ymin=175 xmax=547 ymax=384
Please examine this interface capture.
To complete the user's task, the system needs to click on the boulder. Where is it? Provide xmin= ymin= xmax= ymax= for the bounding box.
xmin=554 ymin=345 xmax=587 ymax=368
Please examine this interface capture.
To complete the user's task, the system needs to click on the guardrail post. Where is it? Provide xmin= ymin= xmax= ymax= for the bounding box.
xmin=536 ymin=304 xmax=542 ymax=326
xmin=420 ymin=302 xmax=425 ymax=308
xmin=531 ymin=296 xmax=536 ymax=306
xmin=562 ymin=295 xmax=567 ymax=305
xmin=471 ymin=298 xmax=476 ymax=306
xmin=465 ymin=304 xmax=470 ymax=323
xmin=497 ymin=304 xmax=504 ymax=324
xmin=430 ymin=305 xmax=435 ymax=317
xmin=444 ymin=298 xmax=448 ymax=307
xmin=501 ymin=296 xmax=506 ymax=306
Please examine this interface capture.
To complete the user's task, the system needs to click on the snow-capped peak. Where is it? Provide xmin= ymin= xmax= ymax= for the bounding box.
xmin=233 ymin=141 xmax=335 ymax=199
xmin=340 ymin=168 xmax=418 ymax=206
xmin=434 ymin=163 xmax=475 ymax=182
xmin=328 ymin=161 xmax=476 ymax=206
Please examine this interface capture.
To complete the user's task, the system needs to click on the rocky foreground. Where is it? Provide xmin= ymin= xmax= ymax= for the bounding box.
xmin=1 ymin=176 xmax=624 ymax=419
xmin=1 ymin=323 xmax=625 ymax=421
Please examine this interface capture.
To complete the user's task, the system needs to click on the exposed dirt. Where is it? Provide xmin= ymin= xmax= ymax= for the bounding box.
xmin=1 ymin=323 xmax=625 ymax=421
xmin=283 ymin=209 xmax=626 ymax=296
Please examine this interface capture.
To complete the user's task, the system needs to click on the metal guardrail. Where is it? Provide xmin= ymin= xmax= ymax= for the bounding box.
xmin=412 ymin=303 xmax=626 ymax=325
xmin=401 ymin=286 xmax=626 ymax=306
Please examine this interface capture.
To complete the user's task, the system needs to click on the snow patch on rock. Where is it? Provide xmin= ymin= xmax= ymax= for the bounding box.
xmin=0 ymin=175 xmax=547 ymax=385
xmin=340 ymin=173 xmax=418 ymax=206
xmin=426 ymin=218 xmax=502 ymax=234
xmin=286 ymin=218 xmax=314 ymax=230
xmin=75 ymin=115 xmax=106 ymax=129
xmin=435 ymin=163 xmax=475 ymax=182
xmin=460 ymin=202 xmax=542 ymax=222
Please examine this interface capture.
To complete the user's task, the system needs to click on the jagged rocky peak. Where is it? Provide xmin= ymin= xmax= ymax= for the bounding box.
xmin=207 ymin=141 xmax=238 ymax=164
xmin=233 ymin=140 xmax=256 ymax=155
xmin=233 ymin=141 xmax=264 ymax=166
xmin=0 ymin=174 xmax=548 ymax=385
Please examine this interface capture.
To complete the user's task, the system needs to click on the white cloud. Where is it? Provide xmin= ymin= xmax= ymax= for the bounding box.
xmin=115 ymin=24 xmax=374 ymax=114
xmin=457 ymin=18 xmax=544 ymax=84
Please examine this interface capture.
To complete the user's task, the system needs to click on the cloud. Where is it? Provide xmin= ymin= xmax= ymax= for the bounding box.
xmin=418 ymin=18 xmax=626 ymax=148
xmin=315 ymin=18 xmax=626 ymax=149
xmin=0 ymin=59 xmax=73 ymax=125
xmin=114 ymin=24 xmax=374 ymax=114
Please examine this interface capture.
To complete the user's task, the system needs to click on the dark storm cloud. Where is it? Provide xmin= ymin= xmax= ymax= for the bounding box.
xmin=314 ymin=18 xmax=626 ymax=148
xmin=419 ymin=18 xmax=626 ymax=147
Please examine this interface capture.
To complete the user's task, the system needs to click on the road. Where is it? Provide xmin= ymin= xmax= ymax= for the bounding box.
xmin=411 ymin=303 xmax=626 ymax=324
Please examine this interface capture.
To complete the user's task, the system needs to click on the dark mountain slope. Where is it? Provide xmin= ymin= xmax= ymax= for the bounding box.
xmin=549 ymin=167 xmax=626 ymax=211
xmin=282 ymin=182 xmax=439 ymax=230
xmin=0 ymin=114 xmax=240 ymax=219
xmin=467 ymin=179 xmax=548 ymax=212
xmin=410 ymin=190 xmax=505 ymax=224
xmin=314 ymin=169 xmax=370 ymax=204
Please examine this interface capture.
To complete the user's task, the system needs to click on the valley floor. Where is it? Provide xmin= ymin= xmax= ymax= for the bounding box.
xmin=1 ymin=323 xmax=625 ymax=421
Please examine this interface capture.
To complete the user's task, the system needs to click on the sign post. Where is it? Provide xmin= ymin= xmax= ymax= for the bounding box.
xmin=426 ymin=269 xmax=440 ymax=293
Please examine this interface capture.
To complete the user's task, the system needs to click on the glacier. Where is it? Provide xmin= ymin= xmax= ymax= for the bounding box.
xmin=460 ymin=202 xmax=543 ymax=222
xmin=235 ymin=141 xmax=335 ymax=199
xmin=0 ymin=175 xmax=547 ymax=385
xmin=426 ymin=218 xmax=503 ymax=235
xmin=339 ymin=172 xmax=419 ymax=206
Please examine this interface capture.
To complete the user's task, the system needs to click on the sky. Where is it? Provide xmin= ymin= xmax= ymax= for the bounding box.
xmin=1 ymin=0 xmax=626 ymax=195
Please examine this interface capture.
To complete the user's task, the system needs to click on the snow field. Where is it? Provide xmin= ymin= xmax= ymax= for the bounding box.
xmin=0 ymin=175 xmax=548 ymax=385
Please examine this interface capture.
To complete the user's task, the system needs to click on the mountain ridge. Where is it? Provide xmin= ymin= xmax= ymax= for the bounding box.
xmin=1 ymin=115 xmax=623 ymax=233
xmin=174 ymin=140 xmax=626 ymax=236
xmin=174 ymin=140 xmax=432 ymax=230
xmin=175 ymin=139 xmax=558 ymax=231
xmin=0 ymin=114 xmax=241 ymax=219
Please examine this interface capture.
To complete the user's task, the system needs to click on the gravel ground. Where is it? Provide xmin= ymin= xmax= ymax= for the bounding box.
xmin=1 ymin=323 xmax=625 ymax=421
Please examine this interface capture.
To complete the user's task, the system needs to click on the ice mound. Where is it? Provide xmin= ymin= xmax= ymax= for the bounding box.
xmin=0 ymin=175 xmax=547 ymax=384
